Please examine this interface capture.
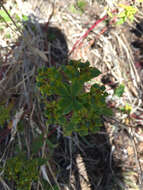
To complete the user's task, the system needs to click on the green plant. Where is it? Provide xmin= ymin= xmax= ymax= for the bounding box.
xmin=36 ymin=60 xmax=112 ymax=136
xmin=69 ymin=5 xmax=79 ymax=14
xmin=69 ymin=0 xmax=87 ymax=14
xmin=114 ymin=84 xmax=125 ymax=97
xmin=0 ymin=105 xmax=11 ymax=126
xmin=4 ymin=152 xmax=46 ymax=190
xmin=5 ymin=33 xmax=11 ymax=39
xmin=31 ymin=134 xmax=58 ymax=155
xmin=41 ymin=179 xmax=59 ymax=190
xmin=77 ymin=0 xmax=87 ymax=13
xmin=117 ymin=4 xmax=137 ymax=24
xmin=119 ymin=103 xmax=132 ymax=114
xmin=22 ymin=14 xmax=28 ymax=21
xmin=0 ymin=10 xmax=11 ymax=22
xmin=107 ymin=3 xmax=138 ymax=25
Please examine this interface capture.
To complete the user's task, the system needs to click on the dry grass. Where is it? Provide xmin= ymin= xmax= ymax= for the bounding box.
xmin=0 ymin=0 xmax=143 ymax=189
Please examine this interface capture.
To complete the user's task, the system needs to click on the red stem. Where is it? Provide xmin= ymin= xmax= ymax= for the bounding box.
xmin=69 ymin=9 xmax=118 ymax=55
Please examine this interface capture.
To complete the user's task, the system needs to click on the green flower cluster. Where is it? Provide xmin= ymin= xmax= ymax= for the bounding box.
xmin=5 ymin=153 xmax=46 ymax=190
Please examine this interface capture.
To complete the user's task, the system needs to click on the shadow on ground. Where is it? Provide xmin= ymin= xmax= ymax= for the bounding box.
xmin=54 ymin=127 xmax=124 ymax=190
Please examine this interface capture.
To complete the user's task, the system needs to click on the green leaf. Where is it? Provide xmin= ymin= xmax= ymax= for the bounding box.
xmin=5 ymin=33 xmax=11 ymax=39
xmin=72 ymin=99 xmax=83 ymax=111
xmin=100 ymin=85 xmax=106 ymax=91
xmin=79 ymin=67 xmax=101 ymax=82
xmin=63 ymin=104 xmax=73 ymax=114
xmin=71 ymin=80 xmax=83 ymax=97
xmin=46 ymin=139 xmax=58 ymax=149
xmin=75 ymin=123 xmax=89 ymax=135
xmin=79 ymin=129 xmax=88 ymax=136
xmin=78 ymin=61 xmax=90 ymax=68
xmin=58 ymin=116 xmax=66 ymax=125
xmin=116 ymin=18 xmax=126 ymax=25
xmin=64 ymin=122 xmax=74 ymax=136
xmin=92 ymin=83 xmax=102 ymax=90
xmin=31 ymin=135 xmax=43 ymax=154
xmin=15 ymin=14 xmax=21 ymax=21
xmin=71 ymin=112 xmax=81 ymax=124
xmin=114 ymin=84 xmax=125 ymax=97
xmin=77 ymin=0 xmax=87 ymax=12
xmin=62 ymin=65 xmax=80 ymax=80
xmin=0 ymin=105 xmax=10 ymax=126
xmin=55 ymin=83 xmax=70 ymax=96
xmin=36 ymin=157 xmax=48 ymax=166
xmin=89 ymin=67 xmax=101 ymax=78
xmin=69 ymin=5 xmax=79 ymax=14
xmin=129 ymin=15 xmax=134 ymax=22
xmin=36 ymin=81 xmax=43 ymax=87
xmin=92 ymin=126 xmax=100 ymax=133
xmin=22 ymin=15 xmax=29 ymax=21
xmin=0 ymin=10 xmax=11 ymax=22
xmin=58 ymin=97 xmax=73 ymax=114
xmin=49 ymin=185 xmax=59 ymax=190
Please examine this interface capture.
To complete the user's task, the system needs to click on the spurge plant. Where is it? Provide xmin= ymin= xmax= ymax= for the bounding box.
xmin=36 ymin=60 xmax=112 ymax=136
